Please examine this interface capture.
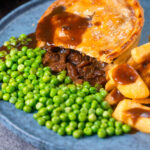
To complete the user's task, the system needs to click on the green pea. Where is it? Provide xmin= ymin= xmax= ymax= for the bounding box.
xmin=78 ymin=113 xmax=87 ymax=122
xmin=47 ymin=105 xmax=54 ymax=112
xmin=51 ymin=116 xmax=61 ymax=124
xmin=108 ymin=121 xmax=114 ymax=127
xmin=62 ymin=93 xmax=68 ymax=100
xmin=77 ymin=91 xmax=85 ymax=97
xmin=61 ymin=122 xmax=68 ymax=128
xmin=82 ymin=88 xmax=89 ymax=95
xmin=97 ymin=128 xmax=107 ymax=138
xmin=39 ymin=97 xmax=47 ymax=104
xmin=101 ymin=101 xmax=110 ymax=110
xmin=50 ymin=77 xmax=59 ymax=85
xmin=84 ymin=127 xmax=93 ymax=136
xmin=65 ymin=98 xmax=74 ymax=107
xmin=68 ymin=112 xmax=76 ymax=121
xmin=5 ymin=60 xmax=13 ymax=68
xmin=100 ymin=123 xmax=108 ymax=129
xmin=80 ymin=108 xmax=88 ymax=114
xmin=38 ymin=108 xmax=48 ymax=116
xmin=57 ymin=74 xmax=65 ymax=82
xmin=11 ymin=64 xmax=18 ymax=71
xmin=9 ymin=96 xmax=17 ymax=104
xmin=65 ymin=107 xmax=72 ymax=113
xmin=76 ymin=97 xmax=84 ymax=105
xmin=30 ymin=68 xmax=37 ymax=74
xmin=42 ymin=76 xmax=50 ymax=82
xmin=44 ymin=70 xmax=51 ymax=76
xmin=82 ymin=102 xmax=90 ymax=109
xmin=65 ymin=126 xmax=74 ymax=135
xmin=88 ymin=108 xmax=95 ymax=114
xmin=53 ymin=96 xmax=62 ymax=104
xmin=37 ymin=117 xmax=46 ymax=126
xmin=57 ymin=89 xmax=64 ymax=96
xmin=88 ymin=114 xmax=97 ymax=122
xmin=91 ymin=125 xmax=99 ymax=133
xmin=115 ymin=121 xmax=123 ymax=128
xmin=11 ymin=71 xmax=19 ymax=78
xmin=21 ymin=46 xmax=28 ymax=52
xmin=33 ymin=113 xmax=40 ymax=120
xmin=60 ymin=113 xmax=68 ymax=121
xmin=115 ymin=127 xmax=123 ymax=136
xmin=50 ymin=88 xmax=57 ymax=97
xmin=78 ymin=122 xmax=85 ymax=130
xmin=122 ymin=124 xmax=131 ymax=133
xmin=0 ymin=51 xmax=7 ymax=57
xmin=72 ymin=104 xmax=80 ymax=110
xmin=69 ymin=121 xmax=78 ymax=129
xmin=4 ymin=41 xmax=10 ymax=46
xmin=19 ymin=34 xmax=27 ymax=39
xmin=94 ymin=120 xmax=101 ymax=127
xmin=64 ymin=76 xmax=72 ymax=84
xmin=25 ymin=99 xmax=36 ymax=107
xmin=83 ymin=81 xmax=90 ymax=88
xmin=22 ymin=87 xmax=29 ymax=94
xmin=3 ymin=93 xmax=10 ymax=101
xmin=102 ymin=111 xmax=111 ymax=118
xmin=6 ymin=85 xmax=15 ymax=93
xmin=3 ymin=75 xmax=10 ymax=83
xmin=15 ymin=101 xmax=24 ymax=110
xmin=106 ymin=127 xmax=115 ymax=136
xmin=52 ymin=124 xmax=60 ymax=132
xmin=46 ymin=121 xmax=53 ymax=129
xmin=0 ymin=63 xmax=6 ymax=71
xmin=100 ymin=88 xmax=108 ymax=97
xmin=96 ymin=108 xmax=104 ymax=116
xmin=85 ymin=122 xmax=93 ymax=128
xmin=23 ymin=105 xmax=32 ymax=113
xmin=16 ymin=75 xmax=24 ymax=83
xmin=73 ymin=129 xmax=82 ymax=139
xmin=42 ymin=115 xmax=50 ymax=121
xmin=89 ymin=87 xmax=97 ymax=94
xmin=58 ymin=127 xmax=65 ymax=136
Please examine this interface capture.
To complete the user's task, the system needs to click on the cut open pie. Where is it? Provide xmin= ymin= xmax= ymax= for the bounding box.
xmin=36 ymin=0 xmax=144 ymax=85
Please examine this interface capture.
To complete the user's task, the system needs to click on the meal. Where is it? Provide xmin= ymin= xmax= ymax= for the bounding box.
xmin=1 ymin=0 xmax=150 ymax=139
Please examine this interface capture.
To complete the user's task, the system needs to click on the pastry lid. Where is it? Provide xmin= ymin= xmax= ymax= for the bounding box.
xmin=36 ymin=0 xmax=144 ymax=63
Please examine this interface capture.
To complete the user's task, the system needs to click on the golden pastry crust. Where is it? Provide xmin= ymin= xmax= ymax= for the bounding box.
xmin=36 ymin=0 xmax=144 ymax=63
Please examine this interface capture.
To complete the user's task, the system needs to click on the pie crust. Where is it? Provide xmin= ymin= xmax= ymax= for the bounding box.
xmin=36 ymin=0 xmax=144 ymax=63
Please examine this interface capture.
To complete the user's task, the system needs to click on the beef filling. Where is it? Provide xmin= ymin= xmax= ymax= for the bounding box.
xmin=43 ymin=46 xmax=107 ymax=86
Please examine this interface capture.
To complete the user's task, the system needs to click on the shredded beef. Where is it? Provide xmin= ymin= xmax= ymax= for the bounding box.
xmin=42 ymin=46 xmax=107 ymax=86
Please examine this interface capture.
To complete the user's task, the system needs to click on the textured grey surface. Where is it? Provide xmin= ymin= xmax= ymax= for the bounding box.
xmin=0 ymin=0 xmax=150 ymax=150
xmin=0 ymin=123 xmax=38 ymax=150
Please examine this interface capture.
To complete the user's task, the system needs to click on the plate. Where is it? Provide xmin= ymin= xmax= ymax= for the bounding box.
xmin=0 ymin=0 xmax=150 ymax=150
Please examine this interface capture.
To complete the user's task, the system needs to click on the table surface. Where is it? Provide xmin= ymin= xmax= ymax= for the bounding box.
xmin=0 ymin=1 xmax=39 ymax=150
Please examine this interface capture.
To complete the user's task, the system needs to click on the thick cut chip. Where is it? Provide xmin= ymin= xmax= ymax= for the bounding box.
xmin=117 ymin=77 xmax=149 ymax=99
xmin=105 ymin=88 xmax=124 ymax=105
xmin=113 ymin=99 xmax=150 ymax=133
xmin=140 ymin=63 xmax=150 ymax=89
xmin=132 ymin=99 xmax=150 ymax=104
xmin=131 ymin=43 xmax=150 ymax=64
xmin=111 ymin=64 xmax=149 ymax=99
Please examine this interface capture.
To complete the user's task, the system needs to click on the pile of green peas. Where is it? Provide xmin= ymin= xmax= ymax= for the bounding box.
xmin=0 ymin=34 xmax=131 ymax=139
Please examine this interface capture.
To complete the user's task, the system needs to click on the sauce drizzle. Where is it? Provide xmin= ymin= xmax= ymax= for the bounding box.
xmin=112 ymin=64 xmax=138 ymax=85
xmin=36 ymin=6 xmax=90 ymax=47
xmin=111 ymin=88 xmax=124 ymax=103
xmin=126 ymin=108 xmax=150 ymax=124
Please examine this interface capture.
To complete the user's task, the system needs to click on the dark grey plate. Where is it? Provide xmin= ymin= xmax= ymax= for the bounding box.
xmin=0 ymin=0 xmax=150 ymax=150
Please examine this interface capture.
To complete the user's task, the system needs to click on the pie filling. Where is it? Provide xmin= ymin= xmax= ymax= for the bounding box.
xmin=42 ymin=46 xmax=107 ymax=86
